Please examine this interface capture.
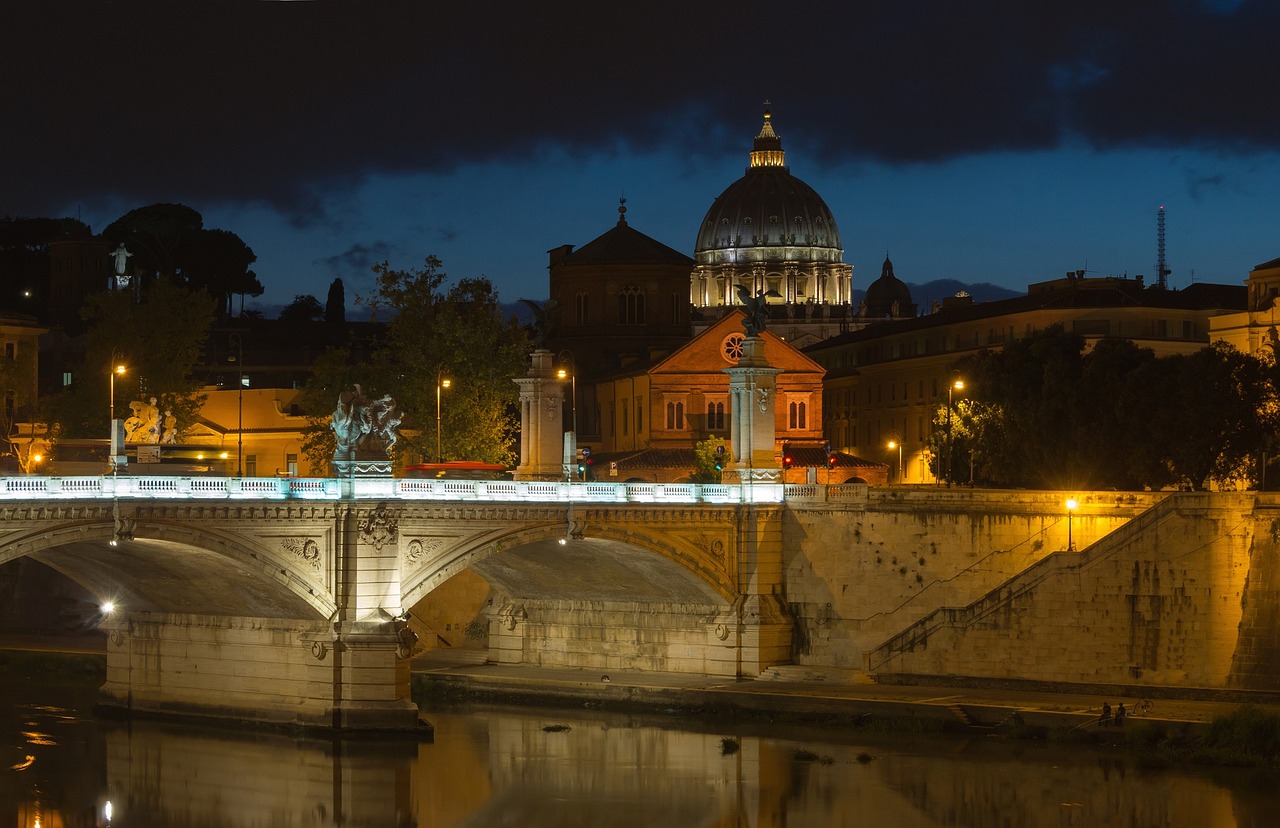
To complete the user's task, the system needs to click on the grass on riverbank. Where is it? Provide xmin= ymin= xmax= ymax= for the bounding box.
xmin=997 ymin=704 xmax=1280 ymax=768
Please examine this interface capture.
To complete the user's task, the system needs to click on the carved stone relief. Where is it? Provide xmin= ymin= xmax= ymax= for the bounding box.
xmin=403 ymin=537 xmax=447 ymax=564
xmin=358 ymin=505 xmax=399 ymax=550
xmin=280 ymin=537 xmax=322 ymax=570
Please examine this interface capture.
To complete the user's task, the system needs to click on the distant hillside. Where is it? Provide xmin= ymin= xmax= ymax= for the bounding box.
xmin=851 ymin=280 xmax=1021 ymax=313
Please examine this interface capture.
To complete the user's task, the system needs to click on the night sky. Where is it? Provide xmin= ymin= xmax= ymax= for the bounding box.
xmin=5 ymin=2 xmax=1279 ymax=314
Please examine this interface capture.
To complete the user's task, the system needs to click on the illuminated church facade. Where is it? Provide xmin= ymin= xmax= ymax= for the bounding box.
xmin=544 ymin=107 xmax=887 ymax=482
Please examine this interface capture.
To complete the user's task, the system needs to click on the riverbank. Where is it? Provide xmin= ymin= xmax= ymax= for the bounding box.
xmin=410 ymin=649 xmax=1280 ymax=739
xmin=5 ymin=635 xmax=1275 ymax=741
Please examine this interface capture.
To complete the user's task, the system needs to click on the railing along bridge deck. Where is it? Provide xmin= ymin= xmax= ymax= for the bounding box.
xmin=0 ymin=476 xmax=868 ymax=505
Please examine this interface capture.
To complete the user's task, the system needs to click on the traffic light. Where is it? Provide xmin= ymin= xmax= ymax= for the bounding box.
xmin=577 ymin=462 xmax=585 ymax=479
xmin=782 ymin=454 xmax=794 ymax=470
xmin=827 ymin=453 xmax=837 ymax=470
xmin=714 ymin=444 xmax=725 ymax=471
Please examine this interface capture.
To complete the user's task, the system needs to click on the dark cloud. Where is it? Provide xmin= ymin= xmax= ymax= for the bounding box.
xmin=4 ymin=2 xmax=1278 ymax=221
xmin=315 ymin=241 xmax=393 ymax=276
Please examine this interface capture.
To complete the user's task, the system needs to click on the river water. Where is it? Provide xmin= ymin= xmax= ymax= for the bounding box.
xmin=2 ymin=669 xmax=1277 ymax=827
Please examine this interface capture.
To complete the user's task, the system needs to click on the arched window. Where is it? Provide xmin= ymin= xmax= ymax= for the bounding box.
xmin=789 ymin=401 xmax=807 ymax=430
xmin=707 ymin=401 xmax=724 ymax=430
xmin=618 ymin=285 xmax=645 ymax=325
xmin=666 ymin=401 xmax=684 ymax=430
xmin=575 ymin=292 xmax=589 ymax=325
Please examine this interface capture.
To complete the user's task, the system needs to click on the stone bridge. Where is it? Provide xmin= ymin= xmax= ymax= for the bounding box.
xmin=8 ymin=476 xmax=1280 ymax=733
xmin=1 ymin=475 xmax=825 ymax=731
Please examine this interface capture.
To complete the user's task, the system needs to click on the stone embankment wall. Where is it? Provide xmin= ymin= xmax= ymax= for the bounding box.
xmin=784 ymin=490 xmax=1280 ymax=690
xmin=783 ymin=489 xmax=1161 ymax=673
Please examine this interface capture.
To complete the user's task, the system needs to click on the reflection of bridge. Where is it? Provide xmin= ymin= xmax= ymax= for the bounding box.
xmin=3 ymin=475 xmax=843 ymax=731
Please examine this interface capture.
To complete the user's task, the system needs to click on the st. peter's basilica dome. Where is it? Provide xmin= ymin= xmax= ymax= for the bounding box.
xmin=690 ymin=106 xmax=853 ymax=315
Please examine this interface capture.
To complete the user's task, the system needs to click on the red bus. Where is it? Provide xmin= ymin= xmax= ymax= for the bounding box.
xmin=402 ymin=461 xmax=510 ymax=480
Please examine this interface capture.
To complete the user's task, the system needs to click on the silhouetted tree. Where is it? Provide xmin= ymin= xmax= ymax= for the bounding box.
xmin=177 ymin=228 xmax=261 ymax=320
xmin=278 ymin=294 xmax=325 ymax=324
xmin=325 ymin=278 xmax=346 ymax=323
xmin=101 ymin=203 xmax=203 ymax=282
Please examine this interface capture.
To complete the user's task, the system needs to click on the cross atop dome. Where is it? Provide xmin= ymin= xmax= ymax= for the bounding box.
xmin=750 ymin=100 xmax=786 ymax=170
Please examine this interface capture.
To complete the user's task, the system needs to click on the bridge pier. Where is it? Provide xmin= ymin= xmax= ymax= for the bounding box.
xmin=98 ymin=612 xmax=424 ymax=732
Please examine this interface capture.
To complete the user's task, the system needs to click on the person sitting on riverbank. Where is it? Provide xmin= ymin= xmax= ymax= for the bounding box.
xmin=1115 ymin=703 xmax=1126 ymax=726
xmin=1099 ymin=702 xmax=1112 ymax=727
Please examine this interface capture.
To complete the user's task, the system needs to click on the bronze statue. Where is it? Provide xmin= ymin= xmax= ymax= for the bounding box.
xmin=331 ymin=385 xmax=402 ymax=458
xmin=735 ymin=286 xmax=782 ymax=336
xmin=519 ymin=298 xmax=558 ymax=349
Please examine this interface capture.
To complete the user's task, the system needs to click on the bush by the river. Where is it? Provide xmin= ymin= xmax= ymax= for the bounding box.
xmin=1127 ymin=705 xmax=1280 ymax=768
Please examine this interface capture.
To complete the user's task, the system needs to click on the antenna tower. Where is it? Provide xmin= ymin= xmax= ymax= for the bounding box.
xmin=1156 ymin=206 xmax=1169 ymax=289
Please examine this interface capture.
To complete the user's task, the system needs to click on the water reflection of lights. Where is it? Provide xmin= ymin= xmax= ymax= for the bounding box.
xmin=10 ymin=753 xmax=34 ymax=770
xmin=22 ymin=728 xmax=56 ymax=746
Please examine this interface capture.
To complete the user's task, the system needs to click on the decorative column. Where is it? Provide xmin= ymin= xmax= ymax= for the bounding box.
xmin=513 ymin=349 xmax=565 ymax=481
xmin=723 ymin=336 xmax=782 ymax=485
xmin=713 ymin=327 xmax=792 ymax=675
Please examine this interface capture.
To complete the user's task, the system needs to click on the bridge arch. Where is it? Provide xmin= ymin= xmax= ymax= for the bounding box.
xmin=0 ymin=514 xmax=330 ymax=620
xmin=399 ymin=506 xmax=739 ymax=609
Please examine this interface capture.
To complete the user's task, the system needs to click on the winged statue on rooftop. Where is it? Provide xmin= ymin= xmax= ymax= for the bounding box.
xmin=736 ymin=286 xmax=782 ymax=337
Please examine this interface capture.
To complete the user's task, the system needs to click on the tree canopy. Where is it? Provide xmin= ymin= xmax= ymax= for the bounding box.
xmin=939 ymin=326 xmax=1279 ymax=491
xmin=45 ymin=280 xmax=216 ymax=441
xmin=101 ymin=203 xmax=261 ymax=321
xmin=299 ymin=256 xmax=530 ymax=473
xmin=278 ymin=294 xmax=325 ymax=324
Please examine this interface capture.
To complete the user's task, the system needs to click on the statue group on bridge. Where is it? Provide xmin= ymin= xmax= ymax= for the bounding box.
xmin=332 ymin=385 xmax=402 ymax=458
xmin=123 ymin=396 xmax=179 ymax=445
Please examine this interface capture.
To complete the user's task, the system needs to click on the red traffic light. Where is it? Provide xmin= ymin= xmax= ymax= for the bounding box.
xmin=782 ymin=454 xmax=794 ymax=469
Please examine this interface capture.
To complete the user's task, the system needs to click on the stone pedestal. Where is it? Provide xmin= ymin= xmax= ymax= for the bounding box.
xmin=513 ymin=349 xmax=566 ymax=480
xmin=723 ymin=336 xmax=782 ymax=484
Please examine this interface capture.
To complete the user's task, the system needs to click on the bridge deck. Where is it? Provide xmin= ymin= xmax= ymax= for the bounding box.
xmin=1 ymin=476 xmax=869 ymax=505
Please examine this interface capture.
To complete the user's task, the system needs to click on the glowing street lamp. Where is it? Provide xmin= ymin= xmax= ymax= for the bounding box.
xmin=945 ymin=376 xmax=965 ymax=488
xmin=1066 ymin=498 xmax=1078 ymax=551
xmin=560 ymin=355 xmax=581 ymax=435
xmin=436 ymin=368 xmax=452 ymax=463
xmin=887 ymin=439 xmax=904 ymax=484
xmin=109 ymin=359 xmax=127 ymax=474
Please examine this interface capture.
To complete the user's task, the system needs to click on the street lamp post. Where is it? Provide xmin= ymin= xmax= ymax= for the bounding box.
xmin=945 ymin=376 xmax=965 ymax=488
xmin=1066 ymin=498 xmax=1078 ymax=551
xmin=888 ymin=439 xmax=903 ymax=484
xmin=229 ymin=333 xmax=244 ymax=477
xmin=108 ymin=358 xmax=126 ymax=475
xmin=436 ymin=368 xmax=451 ymax=464
xmin=560 ymin=350 xmax=581 ymax=437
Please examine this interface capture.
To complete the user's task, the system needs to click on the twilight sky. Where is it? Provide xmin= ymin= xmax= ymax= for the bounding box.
xmin=5 ymin=2 xmax=1279 ymax=314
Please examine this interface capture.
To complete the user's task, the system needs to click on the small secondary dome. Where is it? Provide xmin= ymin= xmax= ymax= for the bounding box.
xmin=862 ymin=255 xmax=917 ymax=319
